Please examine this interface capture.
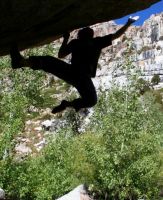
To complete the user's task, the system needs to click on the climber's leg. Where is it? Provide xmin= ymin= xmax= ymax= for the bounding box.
xmin=52 ymin=76 xmax=97 ymax=113
xmin=10 ymin=46 xmax=73 ymax=83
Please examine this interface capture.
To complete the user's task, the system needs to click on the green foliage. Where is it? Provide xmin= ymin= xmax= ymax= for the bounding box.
xmin=26 ymin=43 xmax=59 ymax=57
xmin=151 ymin=74 xmax=161 ymax=85
xmin=0 ymin=53 xmax=46 ymax=197
xmin=1 ymin=83 xmax=162 ymax=200
xmin=89 ymin=86 xmax=163 ymax=199
xmin=0 ymin=44 xmax=163 ymax=200
xmin=136 ymin=78 xmax=151 ymax=95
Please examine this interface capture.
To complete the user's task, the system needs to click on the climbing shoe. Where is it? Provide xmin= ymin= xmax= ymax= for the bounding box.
xmin=10 ymin=45 xmax=23 ymax=69
xmin=52 ymin=100 xmax=69 ymax=114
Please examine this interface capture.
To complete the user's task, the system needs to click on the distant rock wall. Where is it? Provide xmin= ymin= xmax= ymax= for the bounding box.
xmin=92 ymin=13 xmax=163 ymax=90
xmin=54 ymin=12 xmax=163 ymax=90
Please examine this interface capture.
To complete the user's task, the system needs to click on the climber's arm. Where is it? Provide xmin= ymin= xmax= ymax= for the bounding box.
xmin=112 ymin=17 xmax=135 ymax=40
xmin=58 ymin=32 xmax=72 ymax=58
xmin=95 ymin=19 xmax=132 ymax=49
xmin=96 ymin=16 xmax=139 ymax=49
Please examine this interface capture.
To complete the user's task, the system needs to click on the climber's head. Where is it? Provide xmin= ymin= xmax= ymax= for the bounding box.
xmin=78 ymin=27 xmax=94 ymax=40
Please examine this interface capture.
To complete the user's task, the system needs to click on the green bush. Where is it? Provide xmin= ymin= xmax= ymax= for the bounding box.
xmin=136 ymin=78 xmax=151 ymax=95
xmin=151 ymin=74 xmax=161 ymax=85
xmin=89 ymin=86 xmax=163 ymax=199
xmin=1 ymin=83 xmax=163 ymax=200
xmin=0 ymin=54 xmax=46 ymax=199
xmin=0 ymin=45 xmax=163 ymax=200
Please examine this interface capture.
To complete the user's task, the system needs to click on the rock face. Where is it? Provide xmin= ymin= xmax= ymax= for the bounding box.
xmin=56 ymin=185 xmax=92 ymax=200
xmin=0 ymin=0 xmax=160 ymax=56
xmin=0 ymin=188 xmax=5 ymax=200
xmin=92 ymin=13 xmax=163 ymax=89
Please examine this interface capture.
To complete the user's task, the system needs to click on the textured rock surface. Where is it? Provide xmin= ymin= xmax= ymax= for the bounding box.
xmin=57 ymin=185 xmax=92 ymax=200
xmin=0 ymin=188 xmax=5 ymax=200
xmin=0 ymin=0 xmax=160 ymax=56
xmin=15 ymin=142 xmax=32 ymax=155
xmin=92 ymin=13 xmax=163 ymax=90
xmin=53 ymin=12 xmax=163 ymax=90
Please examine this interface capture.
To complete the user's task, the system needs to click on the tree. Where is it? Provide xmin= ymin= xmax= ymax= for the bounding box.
xmin=151 ymin=74 xmax=161 ymax=85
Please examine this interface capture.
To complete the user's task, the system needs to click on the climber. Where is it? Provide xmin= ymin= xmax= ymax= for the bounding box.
xmin=10 ymin=16 xmax=139 ymax=114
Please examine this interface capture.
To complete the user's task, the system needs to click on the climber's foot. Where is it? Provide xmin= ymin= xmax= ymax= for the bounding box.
xmin=52 ymin=100 xmax=69 ymax=114
xmin=10 ymin=45 xmax=23 ymax=69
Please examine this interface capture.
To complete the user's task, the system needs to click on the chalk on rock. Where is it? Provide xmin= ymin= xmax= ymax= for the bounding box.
xmin=129 ymin=15 xmax=140 ymax=21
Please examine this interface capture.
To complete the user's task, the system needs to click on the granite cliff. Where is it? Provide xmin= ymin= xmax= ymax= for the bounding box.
xmin=92 ymin=12 xmax=163 ymax=89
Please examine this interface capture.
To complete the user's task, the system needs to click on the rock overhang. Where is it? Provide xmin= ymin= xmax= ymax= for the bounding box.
xmin=0 ymin=0 xmax=160 ymax=56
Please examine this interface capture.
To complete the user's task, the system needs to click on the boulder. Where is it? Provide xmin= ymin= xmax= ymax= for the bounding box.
xmin=15 ymin=142 xmax=32 ymax=154
xmin=56 ymin=185 xmax=91 ymax=200
xmin=0 ymin=0 xmax=160 ymax=56
xmin=0 ymin=188 xmax=5 ymax=200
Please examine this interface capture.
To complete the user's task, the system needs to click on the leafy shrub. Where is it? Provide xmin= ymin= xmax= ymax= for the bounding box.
xmin=0 ymin=45 xmax=163 ymax=200
xmin=151 ymin=74 xmax=161 ymax=85
xmin=0 ymin=54 xmax=46 ymax=199
xmin=1 ymin=83 xmax=163 ymax=200
xmin=136 ymin=78 xmax=151 ymax=95
xmin=89 ymin=86 xmax=163 ymax=199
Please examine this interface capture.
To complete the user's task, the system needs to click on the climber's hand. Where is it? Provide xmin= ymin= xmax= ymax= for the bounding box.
xmin=127 ymin=16 xmax=139 ymax=24
xmin=63 ymin=32 xmax=70 ymax=40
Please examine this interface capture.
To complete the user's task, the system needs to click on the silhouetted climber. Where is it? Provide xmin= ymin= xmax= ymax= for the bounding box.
xmin=10 ymin=17 xmax=138 ymax=114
